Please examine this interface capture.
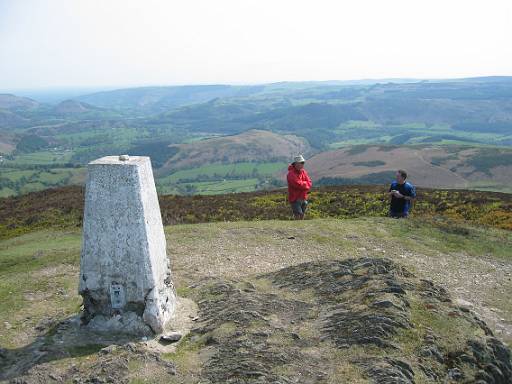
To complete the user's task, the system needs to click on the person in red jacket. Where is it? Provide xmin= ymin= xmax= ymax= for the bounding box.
xmin=287 ymin=155 xmax=312 ymax=220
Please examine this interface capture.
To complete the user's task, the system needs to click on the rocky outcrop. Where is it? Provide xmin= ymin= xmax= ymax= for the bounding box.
xmin=185 ymin=257 xmax=511 ymax=383
xmin=2 ymin=257 xmax=510 ymax=383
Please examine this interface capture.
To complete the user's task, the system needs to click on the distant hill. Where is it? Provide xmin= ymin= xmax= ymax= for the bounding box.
xmin=306 ymin=145 xmax=512 ymax=192
xmin=53 ymin=100 xmax=100 ymax=114
xmin=159 ymin=129 xmax=311 ymax=174
xmin=74 ymin=84 xmax=265 ymax=113
xmin=2 ymin=77 xmax=512 ymax=197
xmin=0 ymin=94 xmax=39 ymax=111
xmin=0 ymin=94 xmax=38 ymax=129
xmin=0 ymin=131 xmax=15 ymax=154
xmin=152 ymin=78 xmax=512 ymax=148
xmin=0 ymin=109 xmax=28 ymax=129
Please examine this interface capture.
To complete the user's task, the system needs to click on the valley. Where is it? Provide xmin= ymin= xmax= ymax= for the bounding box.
xmin=1 ymin=77 xmax=512 ymax=197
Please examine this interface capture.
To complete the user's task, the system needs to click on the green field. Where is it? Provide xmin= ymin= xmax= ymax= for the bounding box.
xmin=156 ymin=161 xmax=287 ymax=195
xmin=328 ymin=120 xmax=511 ymax=148
xmin=158 ymin=162 xmax=287 ymax=183
xmin=2 ymin=150 xmax=73 ymax=165
xmin=0 ymin=188 xmax=15 ymax=198
xmin=0 ymin=167 xmax=85 ymax=197
xmin=55 ymin=126 xmax=143 ymax=147
xmin=157 ymin=178 xmax=261 ymax=195
xmin=0 ymin=229 xmax=82 ymax=347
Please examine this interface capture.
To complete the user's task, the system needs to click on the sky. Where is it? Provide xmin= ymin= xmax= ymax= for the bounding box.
xmin=1 ymin=0 xmax=511 ymax=90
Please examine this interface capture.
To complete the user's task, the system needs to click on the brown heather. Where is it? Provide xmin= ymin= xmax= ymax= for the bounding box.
xmin=0 ymin=185 xmax=511 ymax=240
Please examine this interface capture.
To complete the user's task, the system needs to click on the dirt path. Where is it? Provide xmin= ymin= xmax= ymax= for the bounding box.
xmin=403 ymin=249 xmax=512 ymax=342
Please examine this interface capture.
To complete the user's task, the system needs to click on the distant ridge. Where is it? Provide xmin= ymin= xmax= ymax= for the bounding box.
xmin=74 ymin=84 xmax=264 ymax=112
xmin=70 ymin=76 xmax=512 ymax=115
xmin=0 ymin=94 xmax=39 ymax=111
xmin=53 ymin=99 xmax=100 ymax=114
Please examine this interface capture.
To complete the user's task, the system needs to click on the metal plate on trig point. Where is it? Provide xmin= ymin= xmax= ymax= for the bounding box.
xmin=110 ymin=283 xmax=125 ymax=309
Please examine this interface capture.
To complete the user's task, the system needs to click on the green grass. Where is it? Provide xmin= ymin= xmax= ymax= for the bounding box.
xmin=193 ymin=178 xmax=261 ymax=194
xmin=0 ymin=169 xmax=35 ymax=181
xmin=55 ymin=127 xmax=144 ymax=147
xmin=390 ymin=217 xmax=512 ymax=259
xmin=352 ymin=160 xmax=386 ymax=167
xmin=0 ymin=187 xmax=15 ymax=198
xmin=0 ymin=230 xmax=81 ymax=347
xmin=469 ymin=185 xmax=512 ymax=194
xmin=395 ymin=295 xmax=486 ymax=357
xmin=161 ymin=333 xmax=204 ymax=378
xmin=338 ymin=120 xmax=381 ymax=129
xmin=65 ymin=343 xmax=107 ymax=357
xmin=0 ymin=230 xmax=81 ymax=278
xmin=18 ymin=181 xmax=47 ymax=194
xmin=328 ymin=137 xmax=393 ymax=148
xmin=164 ymin=217 xmax=512 ymax=265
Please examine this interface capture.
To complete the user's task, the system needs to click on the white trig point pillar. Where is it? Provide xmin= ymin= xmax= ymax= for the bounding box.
xmin=79 ymin=155 xmax=176 ymax=334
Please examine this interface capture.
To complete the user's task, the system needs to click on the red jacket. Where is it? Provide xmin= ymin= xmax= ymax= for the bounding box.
xmin=287 ymin=165 xmax=312 ymax=202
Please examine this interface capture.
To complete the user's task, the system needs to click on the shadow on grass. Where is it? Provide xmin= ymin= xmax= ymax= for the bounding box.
xmin=0 ymin=314 xmax=144 ymax=381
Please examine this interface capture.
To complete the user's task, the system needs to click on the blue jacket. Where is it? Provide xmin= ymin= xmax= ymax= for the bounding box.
xmin=389 ymin=181 xmax=416 ymax=214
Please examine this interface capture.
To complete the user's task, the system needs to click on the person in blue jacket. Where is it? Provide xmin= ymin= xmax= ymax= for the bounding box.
xmin=388 ymin=169 xmax=416 ymax=218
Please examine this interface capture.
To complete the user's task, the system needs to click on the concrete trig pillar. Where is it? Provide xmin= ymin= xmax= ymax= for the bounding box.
xmin=79 ymin=155 xmax=176 ymax=334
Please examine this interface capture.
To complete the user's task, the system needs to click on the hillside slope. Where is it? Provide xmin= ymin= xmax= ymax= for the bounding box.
xmin=306 ymin=145 xmax=512 ymax=192
xmin=159 ymin=129 xmax=311 ymax=173
xmin=53 ymin=100 xmax=100 ymax=115
xmin=0 ymin=131 xmax=15 ymax=154
xmin=154 ymin=78 xmax=512 ymax=148
xmin=75 ymin=84 xmax=264 ymax=113
xmin=0 ymin=94 xmax=39 ymax=111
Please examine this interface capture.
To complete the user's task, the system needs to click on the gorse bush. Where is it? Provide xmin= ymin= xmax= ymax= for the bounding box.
xmin=0 ymin=185 xmax=511 ymax=240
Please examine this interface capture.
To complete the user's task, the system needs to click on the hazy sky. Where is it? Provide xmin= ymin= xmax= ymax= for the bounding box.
xmin=1 ymin=0 xmax=511 ymax=90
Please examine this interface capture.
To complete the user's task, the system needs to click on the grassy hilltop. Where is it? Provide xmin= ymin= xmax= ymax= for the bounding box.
xmin=0 ymin=185 xmax=512 ymax=382
xmin=0 ymin=217 xmax=511 ymax=382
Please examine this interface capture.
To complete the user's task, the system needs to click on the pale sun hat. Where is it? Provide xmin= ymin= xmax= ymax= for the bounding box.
xmin=293 ymin=155 xmax=306 ymax=163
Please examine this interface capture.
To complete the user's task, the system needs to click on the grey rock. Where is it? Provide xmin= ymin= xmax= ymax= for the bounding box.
xmin=160 ymin=332 xmax=182 ymax=343
xmin=448 ymin=368 xmax=464 ymax=380
xmin=420 ymin=345 xmax=444 ymax=363
xmin=475 ymin=369 xmax=495 ymax=383
xmin=99 ymin=345 xmax=118 ymax=355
